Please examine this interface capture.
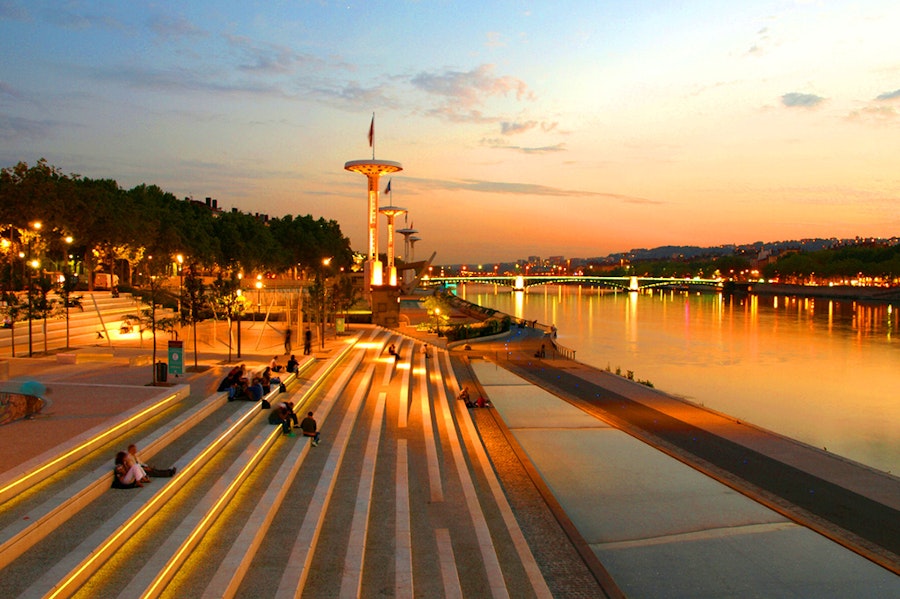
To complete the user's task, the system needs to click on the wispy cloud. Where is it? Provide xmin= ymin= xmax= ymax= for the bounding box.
xmin=0 ymin=114 xmax=57 ymax=141
xmin=746 ymin=26 xmax=770 ymax=56
xmin=485 ymin=32 xmax=506 ymax=48
xmin=0 ymin=1 xmax=29 ymax=20
xmin=846 ymin=105 xmax=897 ymax=123
xmin=481 ymin=137 xmax=567 ymax=154
xmin=423 ymin=106 xmax=496 ymax=124
xmin=411 ymin=64 xmax=534 ymax=108
xmin=500 ymin=120 xmax=537 ymax=135
xmin=875 ymin=89 xmax=900 ymax=101
xmin=781 ymin=92 xmax=825 ymax=108
xmin=224 ymin=34 xmax=317 ymax=75
xmin=149 ymin=13 xmax=205 ymax=41
xmin=405 ymin=175 xmax=660 ymax=204
xmin=0 ymin=80 xmax=22 ymax=99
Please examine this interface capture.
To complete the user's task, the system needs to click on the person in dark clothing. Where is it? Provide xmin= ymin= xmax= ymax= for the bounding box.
xmin=303 ymin=328 xmax=312 ymax=355
xmin=286 ymin=355 xmax=299 ymax=373
xmin=300 ymin=411 xmax=320 ymax=446
xmin=284 ymin=327 xmax=292 ymax=354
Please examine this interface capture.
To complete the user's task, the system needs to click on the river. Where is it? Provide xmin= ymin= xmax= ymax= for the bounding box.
xmin=459 ymin=284 xmax=900 ymax=475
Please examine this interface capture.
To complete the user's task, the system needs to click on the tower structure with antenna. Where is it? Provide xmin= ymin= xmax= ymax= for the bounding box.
xmin=344 ymin=115 xmax=403 ymax=287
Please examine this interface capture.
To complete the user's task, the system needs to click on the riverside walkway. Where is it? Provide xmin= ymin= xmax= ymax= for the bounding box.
xmin=1 ymin=316 xmax=898 ymax=597
xmin=452 ymin=326 xmax=900 ymax=597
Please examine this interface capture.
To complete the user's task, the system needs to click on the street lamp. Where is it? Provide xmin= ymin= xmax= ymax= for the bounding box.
xmin=255 ymin=278 xmax=263 ymax=316
xmin=236 ymin=273 xmax=243 ymax=359
xmin=434 ymin=307 xmax=442 ymax=337
xmin=176 ymin=254 xmax=184 ymax=318
xmin=27 ymin=221 xmax=41 ymax=357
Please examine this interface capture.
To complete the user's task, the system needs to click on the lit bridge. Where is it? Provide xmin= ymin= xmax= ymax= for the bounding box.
xmin=423 ymin=274 xmax=723 ymax=291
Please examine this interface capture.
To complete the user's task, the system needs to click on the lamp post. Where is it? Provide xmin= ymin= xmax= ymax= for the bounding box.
xmin=236 ymin=272 xmax=243 ymax=359
xmin=255 ymin=278 xmax=263 ymax=317
xmin=176 ymin=254 xmax=184 ymax=318
xmin=320 ymin=257 xmax=332 ymax=349
xmin=27 ymin=221 xmax=41 ymax=357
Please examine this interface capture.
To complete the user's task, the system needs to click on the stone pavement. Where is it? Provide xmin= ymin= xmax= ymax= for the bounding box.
xmin=4 ymin=315 xmax=899 ymax=597
xmin=468 ymin=359 xmax=900 ymax=597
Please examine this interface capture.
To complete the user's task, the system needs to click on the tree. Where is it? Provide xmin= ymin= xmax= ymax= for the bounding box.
xmin=128 ymin=258 xmax=179 ymax=384
xmin=56 ymin=271 xmax=83 ymax=350
xmin=331 ymin=272 xmax=361 ymax=329
xmin=209 ymin=273 xmax=246 ymax=363
xmin=26 ymin=274 xmax=56 ymax=355
xmin=307 ymin=271 xmax=328 ymax=349
xmin=0 ymin=291 xmax=22 ymax=357
xmin=181 ymin=262 xmax=208 ymax=370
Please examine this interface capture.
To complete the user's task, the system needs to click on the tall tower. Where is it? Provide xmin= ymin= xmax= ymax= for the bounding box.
xmin=396 ymin=226 xmax=418 ymax=263
xmin=344 ymin=159 xmax=403 ymax=286
xmin=409 ymin=235 xmax=421 ymax=263
xmin=379 ymin=205 xmax=407 ymax=287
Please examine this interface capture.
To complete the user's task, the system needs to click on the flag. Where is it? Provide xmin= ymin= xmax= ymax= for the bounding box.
xmin=368 ymin=115 xmax=374 ymax=147
xmin=384 ymin=179 xmax=391 ymax=195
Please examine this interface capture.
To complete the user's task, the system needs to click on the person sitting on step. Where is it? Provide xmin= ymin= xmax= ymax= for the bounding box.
xmin=300 ymin=411 xmax=321 ymax=446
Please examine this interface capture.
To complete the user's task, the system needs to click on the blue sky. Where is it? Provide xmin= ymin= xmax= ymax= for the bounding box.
xmin=2 ymin=1 xmax=899 ymax=264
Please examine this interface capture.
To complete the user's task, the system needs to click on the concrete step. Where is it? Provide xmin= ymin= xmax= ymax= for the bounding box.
xmin=0 ymin=327 xmax=553 ymax=598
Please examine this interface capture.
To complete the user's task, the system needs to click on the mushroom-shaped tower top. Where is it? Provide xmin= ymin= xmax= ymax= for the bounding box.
xmin=344 ymin=159 xmax=404 ymax=285
xmin=344 ymin=159 xmax=403 ymax=176
xmin=378 ymin=205 xmax=407 ymax=217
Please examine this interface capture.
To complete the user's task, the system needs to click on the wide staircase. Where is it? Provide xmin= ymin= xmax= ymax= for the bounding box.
xmin=0 ymin=291 xmax=173 ymax=357
xmin=0 ymin=328 xmax=556 ymax=598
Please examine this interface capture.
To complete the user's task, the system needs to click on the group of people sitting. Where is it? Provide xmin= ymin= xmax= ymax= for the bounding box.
xmin=267 ymin=402 xmax=321 ymax=446
xmin=457 ymin=386 xmax=489 ymax=408
xmin=113 ymin=443 xmax=176 ymax=489
xmin=218 ymin=364 xmax=284 ymax=402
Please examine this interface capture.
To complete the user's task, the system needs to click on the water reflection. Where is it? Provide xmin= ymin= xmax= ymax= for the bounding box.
xmin=465 ymin=284 xmax=899 ymax=474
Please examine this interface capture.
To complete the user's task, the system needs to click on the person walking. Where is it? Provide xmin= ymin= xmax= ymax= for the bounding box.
xmin=284 ymin=327 xmax=292 ymax=354
xmin=303 ymin=328 xmax=312 ymax=355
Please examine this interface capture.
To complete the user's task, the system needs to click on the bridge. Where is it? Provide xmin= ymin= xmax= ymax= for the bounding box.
xmin=423 ymin=274 xmax=723 ymax=291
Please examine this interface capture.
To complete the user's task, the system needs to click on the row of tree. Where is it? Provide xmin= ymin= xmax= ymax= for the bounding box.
xmin=587 ymin=244 xmax=899 ymax=283
xmin=760 ymin=244 xmax=900 ymax=283
xmin=0 ymin=159 xmax=355 ymax=291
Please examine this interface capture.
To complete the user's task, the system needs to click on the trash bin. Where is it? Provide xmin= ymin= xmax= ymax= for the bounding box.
xmin=155 ymin=361 xmax=168 ymax=383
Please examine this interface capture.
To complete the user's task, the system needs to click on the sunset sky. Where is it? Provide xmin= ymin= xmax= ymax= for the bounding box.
xmin=2 ymin=1 xmax=898 ymax=264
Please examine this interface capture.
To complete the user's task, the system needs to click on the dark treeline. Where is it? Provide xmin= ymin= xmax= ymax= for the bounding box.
xmin=760 ymin=244 xmax=900 ymax=282
xmin=592 ymin=245 xmax=899 ymax=283
xmin=0 ymin=159 xmax=354 ymax=290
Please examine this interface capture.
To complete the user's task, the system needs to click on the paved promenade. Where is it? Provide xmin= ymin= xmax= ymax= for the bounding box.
xmin=2 ymin=319 xmax=899 ymax=597
xmin=453 ymin=326 xmax=900 ymax=597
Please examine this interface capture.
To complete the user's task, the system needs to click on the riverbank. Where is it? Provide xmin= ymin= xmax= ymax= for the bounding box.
xmin=752 ymin=282 xmax=900 ymax=302
xmin=432 ymin=298 xmax=900 ymax=576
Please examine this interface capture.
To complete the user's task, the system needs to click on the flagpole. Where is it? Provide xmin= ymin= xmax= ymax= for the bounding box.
xmin=371 ymin=112 xmax=375 ymax=160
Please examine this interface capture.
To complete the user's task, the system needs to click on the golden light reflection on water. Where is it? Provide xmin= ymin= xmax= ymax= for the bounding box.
xmin=469 ymin=284 xmax=899 ymax=474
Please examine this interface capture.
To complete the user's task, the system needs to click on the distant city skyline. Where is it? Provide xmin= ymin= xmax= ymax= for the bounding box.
xmin=2 ymin=1 xmax=898 ymax=264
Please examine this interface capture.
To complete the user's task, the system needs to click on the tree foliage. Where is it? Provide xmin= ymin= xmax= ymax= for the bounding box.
xmin=763 ymin=244 xmax=900 ymax=281
xmin=0 ymin=160 xmax=355 ymax=288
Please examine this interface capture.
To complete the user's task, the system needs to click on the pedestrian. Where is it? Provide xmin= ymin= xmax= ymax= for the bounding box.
xmin=303 ymin=328 xmax=312 ymax=355
xmin=300 ymin=411 xmax=321 ymax=446
xmin=284 ymin=327 xmax=292 ymax=354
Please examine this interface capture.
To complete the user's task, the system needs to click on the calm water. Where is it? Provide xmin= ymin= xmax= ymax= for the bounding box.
xmin=461 ymin=284 xmax=900 ymax=475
